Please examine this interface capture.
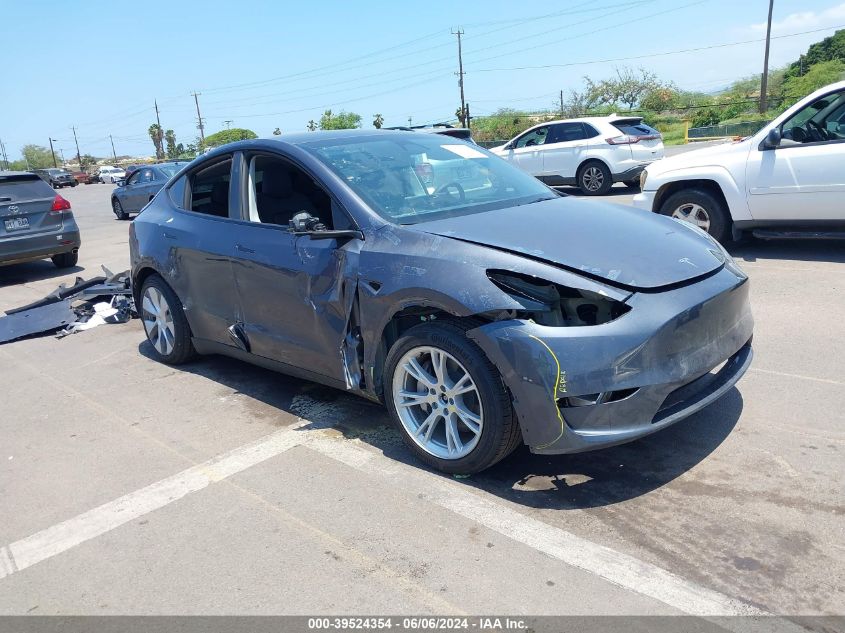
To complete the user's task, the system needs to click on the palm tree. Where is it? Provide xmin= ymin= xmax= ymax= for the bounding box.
xmin=373 ymin=114 xmax=384 ymax=129
xmin=148 ymin=124 xmax=164 ymax=159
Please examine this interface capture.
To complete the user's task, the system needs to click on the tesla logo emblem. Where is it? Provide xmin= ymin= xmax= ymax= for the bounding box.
xmin=8 ymin=205 xmax=19 ymax=214
xmin=679 ymin=257 xmax=698 ymax=267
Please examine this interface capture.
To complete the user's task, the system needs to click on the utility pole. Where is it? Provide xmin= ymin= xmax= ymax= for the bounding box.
xmin=71 ymin=127 xmax=82 ymax=169
xmin=223 ymin=120 xmax=233 ymax=130
xmin=452 ymin=28 xmax=467 ymax=128
xmin=109 ymin=134 xmax=117 ymax=161
xmin=560 ymin=90 xmax=565 ymax=117
xmin=192 ymin=92 xmax=205 ymax=143
xmin=0 ymin=137 xmax=8 ymax=170
xmin=153 ymin=100 xmax=165 ymax=159
xmin=408 ymin=116 xmax=413 ymax=127
xmin=759 ymin=0 xmax=774 ymax=113
xmin=465 ymin=102 xmax=471 ymax=129
xmin=49 ymin=138 xmax=58 ymax=168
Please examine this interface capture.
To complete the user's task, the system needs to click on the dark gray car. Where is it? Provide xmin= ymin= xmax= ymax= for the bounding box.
xmin=35 ymin=168 xmax=78 ymax=189
xmin=1 ymin=171 xmax=81 ymax=268
xmin=129 ymin=131 xmax=753 ymax=474
xmin=111 ymin=162 xmax=187 ymax=220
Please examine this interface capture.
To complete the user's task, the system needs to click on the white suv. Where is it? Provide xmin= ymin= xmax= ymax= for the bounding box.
xmin=633 ymin=81 xmax=845 ymax=243
xmin=490 ymin=116 xmax=664 ymax=195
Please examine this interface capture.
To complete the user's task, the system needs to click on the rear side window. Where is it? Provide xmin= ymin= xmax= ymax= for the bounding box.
xmin=548 ymin=123 xmax=587 ymax=143
xmin=188 ymin=159 xmax=232 ymax=218
xmin=612 ymin=120 xmax=660 ymax=137
xmin=0 ymin=175 xmax=55 ymax=202
xmin=168 ymin=176 xmax=187 ymax=207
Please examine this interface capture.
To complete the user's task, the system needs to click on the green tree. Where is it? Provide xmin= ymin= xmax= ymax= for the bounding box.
xmin=21 ymin=145 xmax=55 ymax=169
xmin=372 ymin=114 xmax=384 ymax=129
xmin=306 ymin=120 xmax=318 ymax=131
xmin=203 ymin=128 xmax=258 ymax=148
xmin=164 ymin=130 xmax=178 ymax=158
xmin=148 ymin=124 xmax=164 ymax=159
xmin=79 ymin=154 xmax=98 ymax=170
xmin=319 ymin=109 xmax=362 ymax=130
xmin=584 ymin=67 xmax=662 ymax=110
xmin=781 ymin=60 xmax=845 ymax=107
xmin=786 ymin=29 xmax=845 ymax=79
xmin=272 ymin=127 xmax=282 ymax=135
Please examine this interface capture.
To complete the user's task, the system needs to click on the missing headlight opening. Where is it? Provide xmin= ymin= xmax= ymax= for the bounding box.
xmin=487 ymin=270 xmax=630 ymax=326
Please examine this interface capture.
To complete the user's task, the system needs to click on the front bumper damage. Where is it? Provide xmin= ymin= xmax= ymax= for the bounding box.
xmin=467 ymin=267 xmax=754 ymax=454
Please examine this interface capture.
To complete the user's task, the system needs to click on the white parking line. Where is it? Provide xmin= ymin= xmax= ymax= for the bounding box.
xmin=750 ymin=367 xmax=844 ymax=387
xmin=0 ymin=398 xmax=802 ymax=626
xmin=0 ymin=427 xmax=302 ymax=580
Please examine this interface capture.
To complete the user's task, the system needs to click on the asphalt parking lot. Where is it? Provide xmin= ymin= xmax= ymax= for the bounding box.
xmin=0 ymin=176 xmax=842 ymax=619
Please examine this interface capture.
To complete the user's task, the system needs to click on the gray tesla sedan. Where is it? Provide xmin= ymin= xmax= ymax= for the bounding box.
xmin=129 ymin=131 xmax=753 ymax=474
xmin=111 ymin=162 xmax=188 ymax=220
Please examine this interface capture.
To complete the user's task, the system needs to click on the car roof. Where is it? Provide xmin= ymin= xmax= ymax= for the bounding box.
xmin=0 ymin=170 xmax=40 ymax=177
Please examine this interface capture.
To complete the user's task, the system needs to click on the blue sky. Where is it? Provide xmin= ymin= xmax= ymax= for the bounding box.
xmin=3 ymin=0 xmax=844 ymax=160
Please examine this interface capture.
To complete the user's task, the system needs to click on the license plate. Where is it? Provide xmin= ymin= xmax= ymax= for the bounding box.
xmin=4 ymin=217 xmax=30 ymax=232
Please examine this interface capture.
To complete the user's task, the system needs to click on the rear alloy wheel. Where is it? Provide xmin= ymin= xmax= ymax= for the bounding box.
xmin=578 ymin=161 xmax=613 ymax=195
xmin=384 ymin=321 xmax=521 ymax=474
xmin=112 ymin=197 xmax=128 ymax=220
xmin=51 ymin=251 xmax=78 ymax=268
xmin=140 ymin=275 xmax=196 ymax=365
xmin=660 ymin=188 xmax=730 ymax=243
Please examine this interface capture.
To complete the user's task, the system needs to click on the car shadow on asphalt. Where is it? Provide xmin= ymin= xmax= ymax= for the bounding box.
xmin=0 ymin=260 xmax=85 ymax=289
xmin=729 ymin=239 xmax=845 ymax=264
xmin=139 ymin=341 xmax=743 ymax=510
xmin=554 ymin=185 xmax=637 ymax=198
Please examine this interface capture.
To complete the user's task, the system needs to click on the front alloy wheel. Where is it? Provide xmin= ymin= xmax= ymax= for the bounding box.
xmin=392 ymin=346 xmax=483 ymax=460
xmin=384 ymin=321 xmax=522 ymax=474
xmin=671 ymin=202 xmax=711 ymax=232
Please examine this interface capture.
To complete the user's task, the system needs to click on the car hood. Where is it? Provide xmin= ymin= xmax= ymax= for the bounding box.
xmin=648 ymin=139 xmax=751 ymax=175
xmin=415 ymin=198 xmax=726 ymax=291
xmin=488 ymin=144 xmax=507 ymax=154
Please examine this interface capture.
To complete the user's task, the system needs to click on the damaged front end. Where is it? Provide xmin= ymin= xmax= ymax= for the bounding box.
xmin=467 ymin=266 xmax=754 ymax=454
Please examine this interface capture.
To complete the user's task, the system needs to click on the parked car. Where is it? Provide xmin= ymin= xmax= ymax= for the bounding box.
xmin=1 ymin=171 xmax=81 ymax=268
xmin=34 ymin=168 xmax=78 ymax=188
xmin=85 ymin=170 xmax=100 ymax=184
xmin=111 ymin=162 xmax=187 ymax=220
xmin=71 ymin=171 xmax=90 ymax=184
xmin=386 ymin=124 xmax=476 ymax=144
xmin=129 ymin=131 xmax=753 ymax=474
xmin=490 ymin=116 xmax=664 ymax=195
xmin=98 ymin=166 xmax=126 ymax=184
xmin=633 ymin=80 xmax=845 ymax=243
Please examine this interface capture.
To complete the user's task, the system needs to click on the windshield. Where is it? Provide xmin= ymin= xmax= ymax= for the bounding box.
xmin=303 ymin=134 xmax=556 ymax=224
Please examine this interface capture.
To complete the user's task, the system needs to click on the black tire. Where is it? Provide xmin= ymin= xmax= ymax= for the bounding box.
xmin=577 ymin=161 xmax=613 ymax=195
xmin=51 ymin=251 xmax=78 ymax=268
xmin=623 ymin=179 xmax=640 ymax=189
xmin=383 ymin=320 xmax=521 ymax=474
xmin=659 ymin=188 xmax=731 ymax=244
xmin=139 ymin=274 xmax=196 ymax=365
xmin=70 ymin=182 xmax=78 ymax=187
xmin=112 ymin=197 xmax=128 ymax=220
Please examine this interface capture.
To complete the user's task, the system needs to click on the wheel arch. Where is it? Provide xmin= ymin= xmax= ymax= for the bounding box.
xmin=576 ymin=157 xmax=611 ymax=179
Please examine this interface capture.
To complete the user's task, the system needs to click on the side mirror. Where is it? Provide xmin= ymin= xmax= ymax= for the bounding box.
xmin=761 ymin=128 xmax=781 ymax=150
xmin=288 ymin=212 xmax=364 ymax=241
xmin=115 ymin=179 xmax=126 ymax=187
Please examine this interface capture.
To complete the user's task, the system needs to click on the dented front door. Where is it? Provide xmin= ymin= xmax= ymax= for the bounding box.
xmin=230 ymin=223 xmax=356 ymax=383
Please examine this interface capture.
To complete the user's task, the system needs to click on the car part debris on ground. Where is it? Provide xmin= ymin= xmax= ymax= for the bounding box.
xmin=0 ymin=266 xmax=136 ymax=344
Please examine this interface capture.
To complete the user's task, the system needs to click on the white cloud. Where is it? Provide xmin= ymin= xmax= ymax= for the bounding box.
xmin=750 ymin=2 xmax=845 ymax=33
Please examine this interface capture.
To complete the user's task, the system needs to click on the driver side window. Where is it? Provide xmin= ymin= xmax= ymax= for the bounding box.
xmin=515 ymin=126 xmax=550 ymax=148
xmin=781 ymin=89 xmax=845 ymax=145
xmin=245 ymin=155 xmax=336 ymax=229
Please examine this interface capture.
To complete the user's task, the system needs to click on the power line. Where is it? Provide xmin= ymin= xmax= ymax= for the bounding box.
xmin=472 ymin=24 xmax=845 ymax=72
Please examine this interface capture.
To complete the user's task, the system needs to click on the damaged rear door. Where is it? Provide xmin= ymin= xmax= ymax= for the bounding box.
xmin=229 ymin=152 xmax=361 ymax=384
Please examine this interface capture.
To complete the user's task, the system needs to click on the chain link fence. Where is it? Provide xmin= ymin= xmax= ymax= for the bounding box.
xmin=687 ymin=120 xmax=769 ymax=140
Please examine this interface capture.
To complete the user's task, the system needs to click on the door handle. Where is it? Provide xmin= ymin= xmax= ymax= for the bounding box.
xmin=235 ymin=244 xmax=255 ymax=254
xmin=163 ymin=231 xmax=177 ymax=240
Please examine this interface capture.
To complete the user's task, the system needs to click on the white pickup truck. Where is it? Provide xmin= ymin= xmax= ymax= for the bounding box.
xmin=633 ymin=80 xmax=845 ymax=243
